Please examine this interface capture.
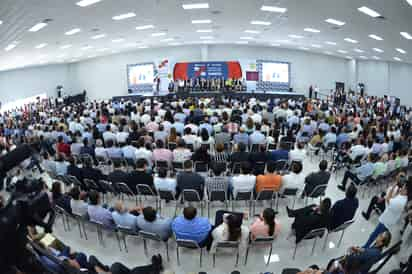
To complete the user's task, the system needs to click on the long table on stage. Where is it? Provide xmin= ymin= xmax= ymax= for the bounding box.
xmin=113 ymin=91 xmax=305 ymax=102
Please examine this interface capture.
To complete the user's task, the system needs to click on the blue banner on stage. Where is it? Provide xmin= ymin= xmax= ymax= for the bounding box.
xmin=187 ymin=62 xmax=228 ymax=79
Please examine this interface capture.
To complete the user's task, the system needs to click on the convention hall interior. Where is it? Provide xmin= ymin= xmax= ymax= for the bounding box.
xmin=0 ymin=0 xmax=412 ymax=274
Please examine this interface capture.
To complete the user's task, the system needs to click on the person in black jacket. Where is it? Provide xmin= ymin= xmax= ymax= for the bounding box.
xmin=67 ymin=156 xmax=83 ymax=182
xmin=108 ymin=161 xmax=129 ymax=187
xmin=81 ymin=159 xmax=106 ymax=184
xmin=51 ymin=181 xmax=72 ymax=214
xmin=230 ymin=143 xmax=249 ymax=168
xmin=302 ymin=160 xmax=330 ymax=198
xmin=176 ymin=160 xmax=205 ymax=199
xmin=287 ymin=198 xmax=332 ymax=243
xmin=330 ymin=184 xmax=359 ymax=230
xmin=128 ymin=159 xmax=154 ymax=194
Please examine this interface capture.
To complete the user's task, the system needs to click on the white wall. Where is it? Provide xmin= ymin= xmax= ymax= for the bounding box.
xmin=1 ymin=44 xmax=412 ymax=105
xmin=0 ymin=64 xmax=69 ymax=104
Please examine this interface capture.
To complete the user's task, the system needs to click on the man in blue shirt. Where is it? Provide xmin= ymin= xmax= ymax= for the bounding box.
xmin=233 ymin=127 xmax=249 ymax=146
xmin=172 ymin=206 xmax=211 ymax=246
xmin=269 ymin=142 xmax=289 ymax=162
xmin=338 ymin=155 xmax=375 ymax=191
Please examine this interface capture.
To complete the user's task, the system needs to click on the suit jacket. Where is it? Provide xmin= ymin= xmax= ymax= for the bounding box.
xmin=330 ymin=198 xmax=358 ymax=230
xmin=292 ymin=209 xmax=331 ymax=243
xmin=82 ymin=167 xmax=106 ymax=183
xmin=128 ymin=170 xmax=154 ymax=194
xmin=67 ymin=164 xmax=83 ymax=182
xmin=108 ymin=170 xmax=129 ymax=185
xmin=231 ymin=152 xmax=250 ymax=166
xmin=304 ymin=170 xmax=330 ymax=195
xmin=176 ymin=171 xmax=205 ymax=199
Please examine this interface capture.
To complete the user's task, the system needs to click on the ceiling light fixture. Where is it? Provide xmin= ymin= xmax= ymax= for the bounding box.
xmin=359 ymin=56 xmax=368 ymax=59
xmin=324 ymin=51 xmax=332 ymax=55
xmin=325 ymin=41 xmax=337 ymax=45
xmin=160 ymin=38 xmax=174 ymax=42
xmin=372 ymin=56 xmax=380 ymax=60
xmin=400 ymin=32 xmax=412 ymax=40
xmin=151 ymin=32 xmax=166 ymax=36
xmin=65 ymin=28 xmax=81 ymax=35
xmin=60 ymin=44 xmax=72 ymax=49
xmin=112 ymin=12 xmax=136 ymax=20
xmin=0 ymin=20 xmax=3 ymax=25
xmin=245 ymin=30 xmax=260 ymax=34
xmin=369 ymin=34 xmax=383 ymax=41
xmin=4 ymin=43 xmax=17 ymax=51
xmin=200 ymin=36 xmax=213 ymax=39
xmin=35 ymin=43 xmax=48 ymax=49
xmin=325 ymin=18 xmax=345 ymax=26
xmin=396 ymin=48 xmax=407 ymax=54
xmin=236 ymin=41 xmax=248 ymax=44
xmin=304 ymin=28 xmax=320 ymax=33
xmin=91 ymin=34 xmax=106 ymax=39
xmin=136 ymin=25 xmax=155 ymax=30
xmin=81 ymin=45 xmax=93 ymax=50
xmin=191 ymin=19 xmax=211 ymax=24
xmin=271 ymin=43 xmax=280 ymax=47
xmin=338 ymin=50 xmax=348 ymax=54
xmin=407 ymin=0 xmax=412 ymax=6
xmin=260 ymin=5 xmax=287 ymax=13
xmin=112 ymin=38 xmax=125 ymax=43
xmin=168 ymin=42 xmax=182 ymax=46
xmin=196 ymin=29 xmax=212 ymax=33
xmin=344 ymin=38 xmax=358 ymax=43
xmin=288 ymin=34 xmax=304 ymax=39
xmin=76 ymin=0 xmax=102 ymax=7
xmin=29 ymin=22 xmax=48 ymax=32
xmin=251 ymin=20 xmax=271 ymax=26
xmin=311 ymin=44 xmax=322 ymax=48
xmin=300 ymin=47 xmax=309 ymax=50
xmin=97 ymin=48 xmax=109 ymax=52
xmin=182 ymin=3 xmax=209 ymax=10
xmin=394 ymin=57 xmax=402 ymax=61
xmin=354 ymin=48 xmax=364 ymax=53
xmin=373 ymin=48 xmax=384 ymax=53
xmin=358 ymin=6 xmax=381 ymax=18
xmin=240 ymin=36 xmax=253 ymax=40
xmin=138 ymin=46 xmax=149 ymax=49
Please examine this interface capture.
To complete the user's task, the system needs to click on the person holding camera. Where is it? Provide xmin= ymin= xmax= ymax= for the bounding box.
xmin=363 ymin=176 xmax=410 ymax=248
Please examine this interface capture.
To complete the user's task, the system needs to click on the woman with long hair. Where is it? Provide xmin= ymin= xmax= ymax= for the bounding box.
xmin=210 ymin=213 xmax=249 ymax=254
xmin=250 ymin=208 xmax=280 ymax=240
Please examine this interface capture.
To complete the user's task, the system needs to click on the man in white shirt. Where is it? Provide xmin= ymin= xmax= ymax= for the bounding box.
xmin=231 ymin=162 xmax=256 ymax=198
xmin=116 ymin=127 xmax=129 ymax=145
xmin=349 ymin=139 xmax=367 ymax=161
xmin=289 ymin=143 xmax=306 ymax=162
xmin=363 ymin=181 xmax=408 ymax=248
xmin=102 ymin=125 xmax=116 ymax=144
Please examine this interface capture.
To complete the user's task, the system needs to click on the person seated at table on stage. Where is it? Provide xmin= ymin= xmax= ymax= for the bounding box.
xmin=286 ymin=198 xmax=332 ymax=243
xmin=172 ymin=206 xmax=212 ymax=247
xmin=250 ymin=208 xmax=280 ymax=240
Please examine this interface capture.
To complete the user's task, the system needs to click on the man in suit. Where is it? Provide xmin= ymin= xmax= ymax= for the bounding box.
xmin=128 ymin=159 xmax=154 ymax=194
xmin=302 ymin=160 xmax=330 ymax=197
xmin=330 ymin=184 xmax=359 ymax=230
xmin=176 ymin=160 xmax=205 ymax=199
xmin=108 ymin=160 xmax=129 ymax=187
xmin=81 ymin=159 xmax=106 ymax=184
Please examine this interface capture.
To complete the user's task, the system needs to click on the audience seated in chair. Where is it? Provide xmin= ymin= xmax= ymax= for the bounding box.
xmin=87 ymin=190 xmax=115 ymax=229
xmin=302 ymin=160 xmax=330 ymax=198
xmin=330 ymin=184 xmax=359 ymax=230
xmin=255 ymin=160 xmax=282 ymax=193
xmin=250 ymin=208 xmax=280 ymax=240
xmin=136 ymin=206 xmax=173 ymax=241
xmin=176 ymin=160 xmax=205 ymax=199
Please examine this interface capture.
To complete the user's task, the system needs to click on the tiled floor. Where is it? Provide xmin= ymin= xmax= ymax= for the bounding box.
xmin=7 ymin=154 xmax=403 ymax=274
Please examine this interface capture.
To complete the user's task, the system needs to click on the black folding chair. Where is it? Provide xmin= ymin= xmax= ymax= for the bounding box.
xmin=293 ymin=228 xmax=326 ymax=259
xmin=323 ymin=219 xmax=355 ymax=250
xmin=253 ymin=189 xmax=277 ymax=215
xmin=158 ymin=190 xmax=178 ymax=217
xmin=213 ymin=241 xmax=240 ymax=267
xmin=182 ymin=189 xmax=204 ymax=215
xmin=207 ymin=189 xmax=228 ymax=218
xmin=231 ymin=190 xmax=253 ymax=216
xmin=116 ymin=182 xmax=138 ymax=205
xmin=139 ymin=230 xmax=170 ymax=261
xmin=245 ymin=235 xmax=275 ymax=265
xmin=136 ymin=184 xmax=158 ymax=209
xmin=305 ymin=184 xmax=328 ymax=205
xmin=277 ymin=187 xmax=299 ymax=210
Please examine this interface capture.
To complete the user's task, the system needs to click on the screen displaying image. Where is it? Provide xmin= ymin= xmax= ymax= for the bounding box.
xmin=262 ymin=62 xmax=290 ymax=83
xmin=128 ymin=64 xmax=154 ymax=85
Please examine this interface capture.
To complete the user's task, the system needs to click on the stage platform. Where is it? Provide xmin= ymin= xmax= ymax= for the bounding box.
xmin=113 ymin=91 xmax=305 ymax=102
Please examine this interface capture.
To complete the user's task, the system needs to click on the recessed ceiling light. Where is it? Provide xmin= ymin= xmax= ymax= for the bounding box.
xmin=271 ymin=43 xmax=280 ymax=47
xmin=28 ymin=22 xmax=48 ymax=32
xmin=240 ymin=36 xmax=253 ymax=40
xmin=35 ymin=43 xmax=48 ymax=49
xmin=138 ymin=46 xmax=149 ymax=49
xmin=251 ymin=20 xmax=271 ymax=26
xmin=325 ymin=18 xmax=345 ymax=26
xmin=191 ymin=19 xmax=212 ymax=24
xmin=236 ymin=41 xmax=249 ymax=44
xmin=311 ymin=44 xmax=322 ymax=48
xmin=197 ymin=29 xmax=212 ymax=33
xmin=151 ymin=32 xmax=166 ymax=37
xmin=325 ymin=41 xmax=337 ymax=45
xmin=136 ymin=25 xmax=155 ymax=30
xmin=354 ymin=48 xmax=364 ymax=53
xmin=394 ymin=57 xmax=402 ymax=61
xmin=344 ymin=38 xmax=358 ymax=43
xmin=97 ymin=48 xmax=109 ymax=52
xmin=369 ymin=34 xmax=383 ymax=41
xmin=373 ymin=48 xmax=384 ymax=53
xmin=338 ymin=50 xmax=348 ymax=54
xmin=112 ymin=12 xmax=136 ymax=20
xmin=245 ymin=30 xmax=260 ymax=34
xmin=358 ymin=6 xmax=381 ymax=18
xmin=396 ymin=48 xmax=407 ymax=54
xmin=91 ymin=34 xmax=106 ymax=39
xmin=168 ymin=42 xmax=182 ymax=46
xmin=76 ymin=0 xmax=102 ymax=7
xmin=400 ymin=32 xmax=412 ymax=40
xmin=5 ymin=43 xmax=17 ymax=51
xmin=407 ymin=0 xmax=412 ymax=6
xmin=200 ymin=36 xmax=213 ymax=39
xmin=182 ymin=3 xmax=209 ymax=10
xmin=65 ymin=28 xmax=81 ymax=35
xmin=112 ymin=38 xmax=125 ymax=43
xmin=304 ymin=28 xmax=320 ymax=33
xmin=60 ymin=44 xmax=72 ymax=49
xmin=81 ymin=45 xmax=93 ymax=50
xmin=260 ymin=5 xmax=287 ymax=13
xmin=160 ymin=38 xmax=174 ymax=42
xmin=300 ymin=47 xmax=309 ymax=50
xmin=0 ymin=20 xmax=3 ymax=25
xmin=288 ymin=34 xmax=304 ymax=39
xmin=372 ymin=56 xmax=380 ymax=60
xmin=359 ymin=56 xmax=367 ymax=59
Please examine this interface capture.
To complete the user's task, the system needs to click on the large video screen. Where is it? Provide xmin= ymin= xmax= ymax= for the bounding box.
xmin=262 ymin=62 xmax=290 ymax=83
xmin=128 ymin=63 xmax=154 ymax=85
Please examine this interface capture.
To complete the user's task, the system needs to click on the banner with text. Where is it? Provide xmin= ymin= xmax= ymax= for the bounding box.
xmin=174 ymin=61 xmax=242 ymax=80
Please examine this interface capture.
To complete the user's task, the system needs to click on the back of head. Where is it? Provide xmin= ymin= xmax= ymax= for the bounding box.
xmin=262 ymin=208 xmax=276 ymax=236
xmin=183 ymin=206 xmax=197 ymax=220
xmin=291 ymin=161 xmax=303 ymax=174
xmin=320 ymin=198 xmax=332 ymax=214
xmin=69 ymin=186 xmax=81 ymax=200
xmin=319 ymin=160 xmax=328 ymax=171
xmin=143 ymin=206 xmax=157 ymax=222
xmin=226 ymin=214 xmax=242 ymax=241
xmin=88 ymin=190 xmax=99 ymax=205
xmin=266 ymin=161 xmax=276 ymax=173
xmin=238 ymin=142 xmax=246 ymax=152
xmin=158 ymin=167 xmax=168 ymax=178
xmin=241 ymin=161 xmax=252 ymax=175
xmin=136 ymin=158 xmax=147 ymax=169
xmin=183 ymin=160 xmax=192 ymax=170
xmin=346 ymin=184 xmax=358 ymax=199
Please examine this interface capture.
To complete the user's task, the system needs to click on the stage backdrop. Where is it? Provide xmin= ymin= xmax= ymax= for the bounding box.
xmin=174 ymin=61 xmax=242 ymax=80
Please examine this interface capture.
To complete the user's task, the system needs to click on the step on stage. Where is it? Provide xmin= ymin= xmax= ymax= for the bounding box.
xmin=113 ymin=90 xmax=305 ymax=102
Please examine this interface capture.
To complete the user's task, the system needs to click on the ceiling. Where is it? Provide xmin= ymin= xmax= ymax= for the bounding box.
xmin=0 ymin=0 xmax=411 ymax=71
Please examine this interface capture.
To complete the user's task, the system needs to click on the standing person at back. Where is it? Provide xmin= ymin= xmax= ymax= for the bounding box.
xmin=302 ymin=160 xmax=330 ymax=198
xmin=176 ymin=160 xmax=205 ymax=199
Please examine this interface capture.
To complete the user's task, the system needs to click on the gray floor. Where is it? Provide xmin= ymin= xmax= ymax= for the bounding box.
xmin=12 ymin=154 xmax=404 ymax=273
